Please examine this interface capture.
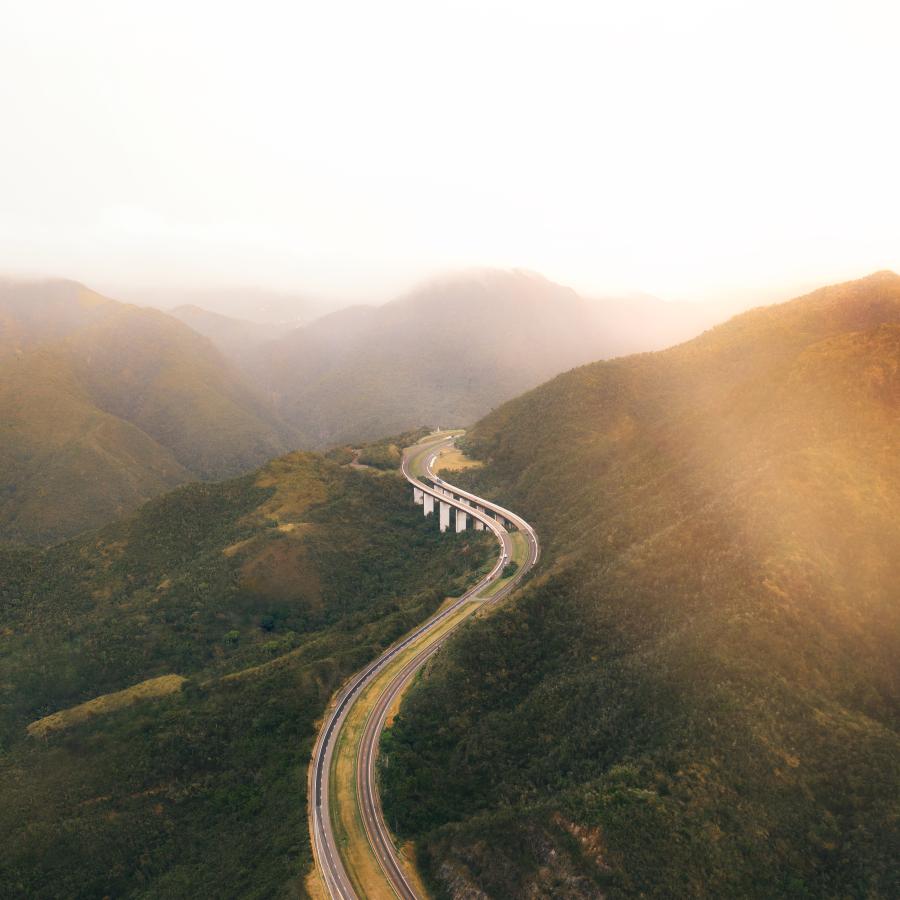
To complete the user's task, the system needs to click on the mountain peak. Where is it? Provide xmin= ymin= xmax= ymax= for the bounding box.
xmin=861 ymin=268 xmax=900 ymax=281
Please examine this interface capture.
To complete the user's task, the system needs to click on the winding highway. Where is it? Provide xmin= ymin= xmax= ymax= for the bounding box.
xmin=308 ymin=433 xmax=539 ymax=899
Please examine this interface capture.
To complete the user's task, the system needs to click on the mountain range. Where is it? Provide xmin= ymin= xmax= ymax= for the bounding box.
xmin=111 ymin=285 xmax=343 ymax=327
xmin=243 ymin=269 xmax=746 ymax=446
xmin=1 ymin=271 xmax=742 ymax=544
xmin=1 ymin=269 xmax=897 ymax=896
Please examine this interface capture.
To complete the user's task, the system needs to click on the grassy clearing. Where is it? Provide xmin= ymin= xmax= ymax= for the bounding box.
xmin=508 ymin=530 xmax=529 ymax=566
xmin=304 ymin=868 xmax=329 ymax=900
xmin=480 ymin=531 xmax=530 ymax=598
xmin=26 ymin=675 xmax=186 ymax=737
xmin=249 ymin=451 xmax=330 ymax=526
xmin=435 ymin=446 xmax=483 ymax=475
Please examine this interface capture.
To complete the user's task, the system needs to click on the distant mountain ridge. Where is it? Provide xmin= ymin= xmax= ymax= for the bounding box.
xmin=168 ymin=304 xmax=290 ymax=365
xmin=0 ymin=279 xmax=298 ymax=544
xmin=0 ymin=278 xmax=114 ymax=357
xmin=0 ymin=268 xmax=777 ymax=543
xmin=244 ymin=269 xmax=739 ymax=446
xmin=113 ymin=285 xmax=344 ymax=326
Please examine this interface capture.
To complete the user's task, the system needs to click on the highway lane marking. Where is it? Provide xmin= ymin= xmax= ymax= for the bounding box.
xmin=310 ymin=434 xmax=539 ymax=900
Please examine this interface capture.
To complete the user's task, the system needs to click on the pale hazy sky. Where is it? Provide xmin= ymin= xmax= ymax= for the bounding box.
xmin=1 ymin=0 xmax=899 ymax=304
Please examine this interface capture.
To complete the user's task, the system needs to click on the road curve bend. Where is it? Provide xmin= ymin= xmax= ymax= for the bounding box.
xmin=309 ymin=434 xmax=539 ymax=899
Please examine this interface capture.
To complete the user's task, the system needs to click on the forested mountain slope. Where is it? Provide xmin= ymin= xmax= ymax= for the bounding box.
xmin=249 ymin=270 xmax=736 ymax=446
xmin=381 ymin=271 xmax=900 ymax=898
xmin=0 ymin=278 xmax=115 ymax=356
xmin=0 ymin=450 xmax=492 ymax=897
xmin=0 ymin=280 xmax=298 ymax=544
xmin=168 ymin=303 xmax=289 ymax=365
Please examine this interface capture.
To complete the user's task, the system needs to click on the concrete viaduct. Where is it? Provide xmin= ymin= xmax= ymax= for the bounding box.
xmin=412 ymin=482 xmax=516 ymax=533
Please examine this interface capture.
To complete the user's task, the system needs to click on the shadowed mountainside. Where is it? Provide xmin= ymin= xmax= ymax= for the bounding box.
xmin=381 ymin=271 xmax=900 ymax=898
xmin=0 ymin=280 xmax=300 ymax=544
xmin=168 ymin=304 xmax=291 ymax=365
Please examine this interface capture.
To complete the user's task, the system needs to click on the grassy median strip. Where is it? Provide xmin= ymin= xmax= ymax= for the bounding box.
xmin=324 ymin=431 xmax=505 ymax=896
xmin=328 ymin=595 xmax=481 ymax=899
xmin=434 ymin=446 xmax=483 ymax=475
xmin=480 ymin=530 xmax=530 ymax=598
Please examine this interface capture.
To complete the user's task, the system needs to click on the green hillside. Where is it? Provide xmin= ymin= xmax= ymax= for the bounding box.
xmin=380 ymin=272 xmax=900 ymax=898
xmin=0 ymin=348 xmax=190 ymax=544
xmin=0 ymin=280 xmax=299 ymax=544
xmin=0 ymin=451 xmax=493 ymax=897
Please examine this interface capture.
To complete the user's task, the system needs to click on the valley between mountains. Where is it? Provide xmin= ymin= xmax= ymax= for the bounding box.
xmin=0 ymin=271 xmax=898 ymax=899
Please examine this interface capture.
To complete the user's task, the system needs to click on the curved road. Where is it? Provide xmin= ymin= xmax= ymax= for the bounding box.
xmin=309 ymin=434 xmax=539 ymax=899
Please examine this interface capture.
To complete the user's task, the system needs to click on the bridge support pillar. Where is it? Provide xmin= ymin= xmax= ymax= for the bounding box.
xmin=474 ymin=519 xmax=484 ymax=531
xmin=456 ymin=510 xmax=468 ymax=532
xmin=424 ymin=494 xmax=434 ymax=516
xmin=413 ymin=487 xmax=424 ymax=505
xmin=439 ymin=501 xmax=451 ymax=533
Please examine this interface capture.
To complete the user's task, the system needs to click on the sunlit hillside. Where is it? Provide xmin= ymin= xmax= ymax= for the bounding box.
xmin=0 ymin=280 xmax=299 ymax=544
xmin=381 ymin=271 xmax=900 ymax=898
xmin=0 ymin=278 xmax=114 ymax=357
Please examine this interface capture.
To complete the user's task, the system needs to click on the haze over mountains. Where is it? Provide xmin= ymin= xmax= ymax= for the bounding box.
xmin=381 ymin=271 xmax=900 ymax=897
xmin=168 ymin=304 xmax=291 ymax=367
xmin=116 ymin=285 xmax=344 ymax=327
xmin=0 ymin=280 xmax=296 ymax=543
xmin=1 ymin=270 xmax=746 ymax=544
xmin=240 ymin=269 xmax=749 ymax=446
xmin=102 ymin=271 xmax=754 ymax=449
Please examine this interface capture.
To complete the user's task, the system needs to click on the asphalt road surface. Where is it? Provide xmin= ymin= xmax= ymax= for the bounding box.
xmin=309 ymin=434 xmax=540 ymax=899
